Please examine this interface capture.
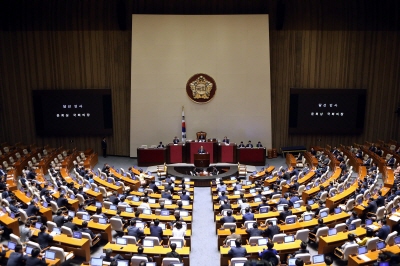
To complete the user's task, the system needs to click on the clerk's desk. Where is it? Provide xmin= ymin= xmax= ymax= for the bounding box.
xmin=348 ymin=244 xmax=400 ymax=266
xmin=217 ymin=212 xmax=350 ymax=245
xmin=60 ymin=168 xmax=102 ymax=201
xmin=85 ymin=206 xmax=192 ymax=223
xmin=282 ymin=170 xmax=316 ymax=195
xmin=2 ymin=249 xmax=60 ymax=266
xmin=0 ymin=212 xmax=19 ymax=236
xmin=301 ymin=167 xmax=342 ymax=202
xmin=72 ymin=217 xmax=112 ymax=241
xmin=31 ymin=227 xmax=91 ymax=261
xmin=318 ymin=227 xmax=367 ymax=254
xmin=14 ymin=190 xmax=53 ymax=222
xmin=220 ymin=240 xmax=302 ymax=266
xmin=103 ymin=243 xmax=190 ymax=266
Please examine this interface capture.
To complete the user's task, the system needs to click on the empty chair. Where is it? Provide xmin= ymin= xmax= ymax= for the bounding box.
xmin=131 ymin=256 xmax=148 ymax=266
xmin=309 ymin=226 xmax=329 ymax=243
xmin=319 ymin=191 xmax=328 ymax=202
xmin=340 ymin=199 xmax=355 ymax=212
xmin=10 ymin=234 xmax=22 ymax=245
xmin=110 ymin=218 xmax=124 ymax=234
xmin=247 ymin=236 xmax=263 ymax=245
xmin=297 ymin=185 xmax=305 ymax=195
xmin=366 ymin=237 xmax=379 ymax=251
xmin=143 ymin=236 xmax=161 ymax=246
xmin=230 ymin=257 xmax=248 ymax=266
xmin=61 ymin=226 xmax=73 ymax=237
xmin=385 ymin=232 xmax=398 ymax=246
xmin=350 ymin=219 xmax=362 ymax=228
xmin=271 ymin=194 xmax=281 ymax=200
xmin=334 ymin=243 xmax=358 ymax=261
xmin=122 ymin=236 xmax=137 ymax=245
xmin=98 ymin=186 xmax=112 ymax=198
xmin=47 ymin=221 xmax=58 ymax=232
xmin=76 ymin=212 xmax=89 ymax=219
xmin=294 ymin=254 xmax=311 ymax=263
xmin=295 ymin=229 xmax=310 ymax=242
xmin=335 ymin=223 xmax=347 ymax=233
xmin=369 ymin=206 xmax=386 ymax=221
xmin=50 ymin=201 xmax=59 ymax=213
xmin=223 ymin=223 xmax=237 ymax=230
xmin=49 ymin=246 xmax=74 ymax=263
xmin=272 ymin=233 xmax=287 ymax=243
xmin=26 ymin=241 xmax=41 ymax=251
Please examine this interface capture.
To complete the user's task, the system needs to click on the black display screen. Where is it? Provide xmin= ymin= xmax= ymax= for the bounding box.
xmin=32 ymin=89 xmax=113 ymax=136
xmin=289 ymin=88 xmax=366 ymax=134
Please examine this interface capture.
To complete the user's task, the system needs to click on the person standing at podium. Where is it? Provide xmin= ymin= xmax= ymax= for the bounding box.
xmin=198 ymin=146 xmax=206 ymax=154
xmin=222 ymin=136 xmax=230 ymax=144
xmin=173 ymin=136 xmax=179 ymax=144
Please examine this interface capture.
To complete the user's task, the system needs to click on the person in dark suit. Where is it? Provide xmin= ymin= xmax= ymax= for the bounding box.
xmin=63 ymin=216 xmax=80 ymax=231
xmin=246 ymin=222 xmax=263 ymax=237
xmin=346 ymin=211 xmax=359 ymax=226
xmin=278 ymin=206 xmax=292 ymax=222
xmin=56 ymin=193 xmax=68 ymax=208
xmin=24 ymin=247 xmax=46 ymax=266
xmin=314 ymin=201 xmax=325 ymax=216
xmin=101 ymin=248 xmax=125 ymax=262
xmin=166 ymin=243 xmax=182 ymax=261
xmin=127 ymin=220 xmax=144 ymax=239
xmin=363 ymin=197 xmax=378 ymax=214
xmin=38 ymin=225 xmax=53 ymax=249
xmin=161 ymin=188 xmax=173 ymax=200
xmin=173 ymin=136 xmax=179 ymax=144
xmin=376 ymin=220 xmax=391 ymax=240
xmin=198 ymin=146 xmax=206 ymax=154
xmin=264 ymin=220 xmax=280 ymax=239
xmin=52 ymin=209 xmax=66 ymax=227
xmin=387 ymin=155 xmax=395 ymax=167
xmin=222 ymin=137 xmax=230 ymax=144
xmin=101 ymin=137 xmax=107 ymax=158
xmin=228 ymin=239 xmax=248 ymax=258
xmin=220 ymin=210 xmax=236 ymax=223
xmin=242 ymin=207 xmax=255 ymax=222
xmin=293 ymin=241 xmax=310 ymax=255
xmin=109 ymin=191 xmax=120 ymax=205
xmin=81 ymin=221 xmax=101 ymax=239
xmin=26 ymin=200 xmax=40 ymax=217
xmin=376 ymin=191 xmax=386 ymax=207
xmin=180 ymin=190 xmax=191 ymax=201
xmin=311 ymin=218 xmax=326 ymax=234
xmin=246 ymin=141 xmax=253 ymax=148
xmin=219 ymin=199 xmax=232 ymax=212
xmin=5 ymin=244 xmax=24 ymax=266
xmin=157 ymin=142 xmax=164 ymax=148
xmin=256 ymin=141 xmax=263 ymax=148
xmin=198 ymin=134 xmax=206 ymax=142
xmin=238 ymin=141 xmax=245 ymax=148
xmin=150 ymin=219 xmax=163 ymax=240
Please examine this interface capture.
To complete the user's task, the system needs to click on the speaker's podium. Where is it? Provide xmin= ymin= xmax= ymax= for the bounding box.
xmin=194 ymin=154 xmax=210 ymax=167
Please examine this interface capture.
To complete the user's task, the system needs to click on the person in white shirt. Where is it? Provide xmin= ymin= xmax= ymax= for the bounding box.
xmin=139 ymin=197 xmax=151 ymax=209
xmin=300 ymin=205 xmax=314 ymax=220
xmin=172 ymin=222 xmax=186 ymax=237
xmin=341 ymin=233 xmax=357 ymax=250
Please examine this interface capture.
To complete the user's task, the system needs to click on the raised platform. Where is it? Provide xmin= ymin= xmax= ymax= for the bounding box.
xmin=166 ymin=164 xmax=239 ymax=187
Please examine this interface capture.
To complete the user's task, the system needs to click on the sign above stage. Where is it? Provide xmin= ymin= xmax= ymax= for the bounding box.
xmin=186 ymin=73 xmax=217 ymax=104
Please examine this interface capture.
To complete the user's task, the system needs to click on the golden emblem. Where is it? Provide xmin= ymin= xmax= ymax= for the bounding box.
xmin=186 ymin=73 xmax=217 ymax=104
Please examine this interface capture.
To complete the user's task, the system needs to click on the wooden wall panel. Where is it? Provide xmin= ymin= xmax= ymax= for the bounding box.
xmin=0 ymin=0 xmax=399 ymax=156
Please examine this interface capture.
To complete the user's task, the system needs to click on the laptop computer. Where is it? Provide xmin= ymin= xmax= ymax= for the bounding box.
xmin=73 ymin=231 xmax=82 ymax=239
xmin=379 ymin=263 xmax=390 ymax=266
xmin=116 ymin=237 xmax=127 ymax=245
xmin=286 ymin=218 xmax=295 ymax=224
xmin=260 ymin=207 xmax=269 ymax=213
xmin=148 ymin=198 xmax=156 ymax=204
xmin=312 ymin=255 xmax=325 ymax=264
xmin=115 ymin=181 xmax=121 ymax=186
xmin=365 ymin=219 xmax=373 ymax=226
xmin=170 ymin=264 xmax=184 ymax=266
xmin=95 ymin=202 xmax=102 ymax=208
xmin=334 ymin=208 xmax=342 ymax=214
xmin=132 ymin=196 xmax=140 ymax=202
xmin=181 ymin=200 xmax=190 ymax=206
xmin=377 ymin=241 xmax=386 ymax=250
xmin=394 ymin=236 xmax=400 ymax=245
xmin=125 ymin=207 xmax=133 ymax=213
xmin=288 ymin=258 xmax=296 ymax=266
xmin=180 ymin=210 xmax=189 ymax=217
xmin=358 ymin=246 xmax=368 ymax=255
xmin=160 ymin=210 xmax=170 ymax=216
xmin=159 ymin=223 xmax=166 ymax=230
xmin=293 ymin=202 xmax=301 ymax=208
xmin=319 ymin=211 xmax=328 ymax=218
xmin=68 ymin=210 xmax=75 ymax=218
xmin=307 ymin=199 xmax=314 ymax=205
xmin=254 ymin=197 xmax=261 ymax=202
xmin=164 ymin=200 xmax=172 ymax=205
xmin=94 ymin=187 xmax=100 ymax=193
xmin=90 ymin=258 xmax=103 ymax=266
xmin=45 ymin=250 xmax=56 ymax=260
xmin=246 ymin=222 xmax=255 ymax=229
xmin=42 ymin=201 xmax=48 ymax=208
xmin=143 ymin=209 xmax=152 ymax=215
xmin=146 ymin=263 xmax=157 ymax=266
xmin=306 ymin=186 xmax=311 ymax=190
xmin=10 ymin=212 xmax=15 ymax=219
xmin=357 ymin=198 xmax=363 ymax=204
xmin=138 ymin=188 xmax=144 ymax=192
xmin=25 ymin=246 xmax=33 ymax=255
xmin=99 ymin=218 xmax=107 ymax=224
xmin=228 ymin=239 xmax=236 ymax=247
xmin=237 ymin=199 xmax=243 ymax=204
xmin=117 ymin=261 xmax=129 ymax=266
xmin=109 ymin=205 xmax=117 ymax=210
xmin=277 ymin=205 xmax=285 ymax=211
xmin=35 ymin=222 xmax=43 ymax=229
xmin=284 ymin=235 xmax=295 ymax=243
xmin=258 ymin=238 xmax=268 ymax=246
xmin=52 ymin=227 xmax=61 ymax=235
xmin=328 ymin=228 xmax=337 ymax=236
xmin=348 ymin=224 xmax=356 ymax=231
xmin=136 ymin=222 xmax=145 ymax=229
xmin=7 ymin=241 xmax=16 ymax=250
xmin=170 ymin=240 xmax=183 ymax=248
xmin=143 ymin=239 xmax=154 ymax=247
xmin=249 ymin=188 xmax=256 ymax=194
xmin=82 ymin=214 xmax=91 ymax=221
xmin=70 ymin=194 xmax=76 ymax=200
xmin=304 ymin=214 xmax=313 ymax=222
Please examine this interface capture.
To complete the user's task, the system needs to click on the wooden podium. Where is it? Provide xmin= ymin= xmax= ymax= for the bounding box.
xmin=194 ymin=154 xmax=210 ymax=167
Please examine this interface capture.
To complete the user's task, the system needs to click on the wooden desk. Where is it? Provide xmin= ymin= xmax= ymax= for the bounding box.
xmin=84 ymin=152 xmax=98 ymax=169
xmin=348 ymin=244 xmax=400 ymax=266
xmin=282 ymin=170 xmax=315 ymax=195
xmin=318 ymin=227 xmax=366 ymax=254
xmin=301 ymin=167 xmax=341 ymax=202
xmin=236 ymin=148 xmax=266 ymax=166
xmin=31 ymin=228 xmax=91 ymax=261
xmin=339 ymin=145 xmax=362 ymax=172
xmin=137 ymin=148 xmax=167 ymax=166
xmin=3 ymin=249 xmax=60 ymax=266
xmin=0 ymin=213 xmax=20 ymax=236
xmin=110 ymin=168 xmax=140 ymax=191
xmin=14 ymin=190 xmax=53 ymax=221
xmin=52 ymin=191 xmax=79 ymax=211
xmin=93 ymin=176 xmax=123 ymax=194
xmin=249 ymin=166 xmax=275 ymax=182
xmin=286 ymin=154 xmax=296 ymax=168
xmin=303 ymin=152 xmax=319 ymax=167
xmin=60 ymin=169 xmax=103 ymax=201
xmin=103 ymin=243 xmax=190 ymax=266
xmin=220 ymin=241 xmax=302 ymax=266
xmin=72 ymin=217 xmax=112 ymax=241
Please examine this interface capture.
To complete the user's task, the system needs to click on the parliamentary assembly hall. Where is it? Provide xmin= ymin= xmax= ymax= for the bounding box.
xmin=0 ymin=1 xmax=399 ymax=266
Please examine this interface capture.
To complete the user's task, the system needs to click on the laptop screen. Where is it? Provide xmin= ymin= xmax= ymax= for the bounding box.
xmin=133 ymin=196 xmax=140 ymax=202
xmin=160 ymin=210 xmax=170 ymax=216
xmin=94 ymin=187 xmax=99 ymax=192
xmin=304 ymin=214 xmax=312 ymax=221
xmin=286 ymin=218 xmax=295 ymax=224
xmin=82 ymin=214 xmax=91 ymax=221
xmin=143 ymin=239 xmax=154 ymax=247
xmin=35 ymin=222 xmax=43 ymax=229
xmin=136 ymin=222 xmax=145 ymax=229
xmin=164 ymin=200 xmax=172 ymax=205
xmin=148 ymin=198 xmax=156 ymax=204
xmin=246 ymin=222 xmax=255 ymax=229
xmin=42 ymin=201 xmax=48 ymax=207
xmin=312 ymin=255 xmax=325 ymax=264
xmin=358 ymin=246 xmax=368 ymax=255
xmin=284 ymin=235 xmax=295 ymax=243
xmin=110 ymin=205 xmax=117 ymax=210
xmin=146 ymin=263 xmax=157 ymax=266
xmin=68 ymin=211 xmax=75 ymax=218
xmin=348 ymin=224 xmax=356 ymax=231
xmin=260 ymin=207 xmax=268 ymax=213
xmin=365 ymin=219 xmax=372 ymax=226
xmin=229 ymin=239 xmax=236 ymax=247
xmin=377 ymin=241 xmax=386 ymax=250
xmin=307 ymin=199 xmax=314 ymax=205
xmin=180 ymin=210 xmax=189 ymax=217
xmin=334 ymin=208 xmax=341 ymax=214
xmin=73 ymin=231 xmax=82 ymax=239
xmin=52 ymin=227 xmax=61 ymax=235
xmin=45 ymin=250 xmax=56 ymax=260
xmin=394 ymin=236 xmax=400 ymax=245
xmin=116 ymin=237 xmax=127 ymax=245
xmin=319 ymin=211 xmax=328 ymax=218
xmin=143 ymin=209 xmax=152 ymax=215
xmin=277 ymin=205 xmax=284 ymax=211
xmin=379 ymin=263 xmax=390 ymax=266
xmin=288 ymin=258 xmax=296 ymax=266
xmin=138 ymin=188 xmax=144 ymax=192
xmin=182 ymin=200 xmax=190 ymax=206
xmin=324 ymin=227 xmax=336 ymax=236
xmin=125 ymin=207 xmax=133 ymax=213
xmin=258 ymin=238 xmax=267 ymax=246
xmin=90 ymin=258 xmax=103 ymax=266
xmin=293 ymin=202 xmax=301 ymax=208
xmin=26 ymin=246 xmax=33 ymax=255
xmin=171 ymin=240 xmax=182 ymax=248
xmin=95 ymin=202 xmax=102 ymax=207
xmin=70 ymin=194 xmax=75 ymax=199
xmin=117 ymin=261 xmax=129 ymax=266
xmin=159 ymin=223 xmax=166 ymax=230
xmin=254 ymin=197 xmax=261 ymax=202
xmin=99 ymin=218 xmax=107 ymax=224
xmin=249 ymin=189 xmax=256 ymax=193
xmin=7 ymin=241 xmax=16 ymax=250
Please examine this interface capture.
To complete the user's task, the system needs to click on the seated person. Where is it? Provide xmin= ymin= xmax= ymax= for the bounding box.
xmin=228 ymin=239 xmax=248 ymax=258
xmin=246 ymin=141 xmax=253 ymax=148
xmin=311 ymin=218 xmax=326 ymax=235
xmin=256 ymin=141 xmax=263 ymax=148
xmin=38 ymin=225 xmax=53 ymax=249
xmin=198 ymin=134 xmax=206 ymax=142
xmin=157 ymin=142 xmax=164 ymax=148
xmin=127 ymin=220 xmax=145 ymax=239
xmin=166 ymin=243 xmax=182 ymax=261
xmin=150 ymin=219 xmax=163 ymax=240
xmin=242 ymin=207 xmax=255 ymax=222
xmin=63 ymin=215 xmax=80 ymax=231
xmin=139 ymin=197 xmax=151 ymax=209
xmin=101 ymin=248 xmax=125 ymax=262
xmin=173 ymin=136 xmax=179 ymax=144
xmin=238 ymin=141 xmax=245 ymax=148
xmin=293 ymin=241 xmax=309 ymax=255
xmin=345 ymin=211 xmax=358 ymax=225
xmin=278 ymin=206 xmax=292 ymax=222
xmin=263 ymin=221 xmax=280 ymax=239
xmin=300 ymin=205 xmax=314 ymax=220
xmin=340 ymin=233 xmax=357 ymax=250
xmin=216 ymin=191 xmax=228 ymax=201
xmin=245 ymin=222 xmax=263 ymax=237
xmin=223 ymin=227 xmax=241 ymax=245
xmin=220 ymin=210 xmax=236 ymax=224
xmin=219 ymin=199 xmax=232 ymax=212
xmin=81 ymin=221 xmax=101 ymax=239
xmin=222 ymin=136 xmax=230 ymax=144
xmin=356 ymin=228 xmax=374 ymax=246
xmin=259 ymin=242 xmax=279 ymax=265
xmin=198 ymin=146 xmax=206 ymax=154
xmin=24 ymin=247 xmax=47 ymax=266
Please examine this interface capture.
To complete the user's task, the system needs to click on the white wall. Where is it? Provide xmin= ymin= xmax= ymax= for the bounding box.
xmin=130 ymin=15 xmax=272 ymax=157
